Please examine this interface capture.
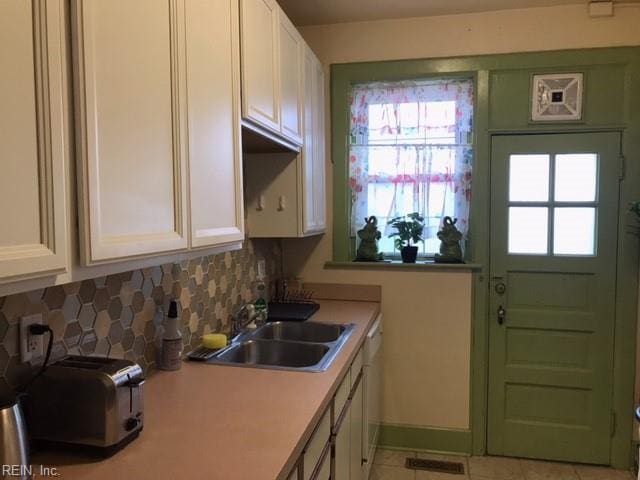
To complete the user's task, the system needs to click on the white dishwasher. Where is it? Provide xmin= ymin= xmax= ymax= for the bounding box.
xmin=362 ymin=314 xmax=382 ymax=479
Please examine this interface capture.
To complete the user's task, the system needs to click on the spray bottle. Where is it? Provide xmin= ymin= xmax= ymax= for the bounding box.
xmin=159 ymin=300 xmax=183 ymax=371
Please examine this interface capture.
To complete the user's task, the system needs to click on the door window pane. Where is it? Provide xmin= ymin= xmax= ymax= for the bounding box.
xmin=508 ymin=207 xmax=549 ymax=254
xmin=553 ymin=208 xmax=596 ymax=255
xmin=509 ymin=155 xmax=550 ymax=202
xmin=554 ymin=154 xmax=597 ymax=202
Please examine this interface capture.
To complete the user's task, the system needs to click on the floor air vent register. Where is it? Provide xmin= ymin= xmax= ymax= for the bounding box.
xmin=405 ymin=458 xmax=465 ymax=474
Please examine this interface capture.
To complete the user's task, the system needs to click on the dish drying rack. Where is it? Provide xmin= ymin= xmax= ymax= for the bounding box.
xmin=269 ymin=281 xmax=319 ymax=321
xmin=272 ymin=279 xmax=316 ymax=303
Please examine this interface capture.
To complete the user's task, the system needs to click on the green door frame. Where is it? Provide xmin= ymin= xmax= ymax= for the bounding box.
xmin=330 ymin=47 xmax=640 ymax=468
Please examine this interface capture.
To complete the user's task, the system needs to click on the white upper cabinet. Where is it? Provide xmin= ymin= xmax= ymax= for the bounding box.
xmin=184 ymin=0 xmax=244 ymax=249
xmin=313 ymin=60 xmax=327 ymax=232
xmin=72 ymin=0 xmax=189 ymax=264
xmin=240 ymin=0 xmax=303 ymax=146
xmin=278 ymin=12 xmax=303 ymax=144
xmin=244 ymin=42 xmax=326 ymax=239
xmin=240 ymin=0 xmax=280 ymax=133
xmin=0 ymin=0 xmax=68 ymax=282
xmin=301 ymin=48 xmax=327 ymax=235
xmin=72 ymin=0 xmax=243 ymax=265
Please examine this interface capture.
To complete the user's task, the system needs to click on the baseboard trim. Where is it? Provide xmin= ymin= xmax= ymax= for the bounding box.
xmin=378 ymin=424 xmax=472 ymax=455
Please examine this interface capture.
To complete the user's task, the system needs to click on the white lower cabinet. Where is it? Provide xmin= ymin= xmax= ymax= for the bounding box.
xmin=316 ymin=447 xmax=331 ymax=480
xmin=291 ymin=347 xmax=367 ymax=480
xmin=335 ymin=407 xmax=351 ymax=479
xmin=350 ymin=373 xmax=364 ymax=480
xmin=334 ymin=372 xmax=365 ymax=480
xmin=334 ymin=370 xmax=351 ymax=479
xmin=332 ymin=349 xmax=366 ymax=480
xmin=287 ymin=464 xmax=298 ymax=480
xmin=0 ymin=0 xmax=68 ymax=283
xmin=303 ymin=407 xmax=331 ymax=480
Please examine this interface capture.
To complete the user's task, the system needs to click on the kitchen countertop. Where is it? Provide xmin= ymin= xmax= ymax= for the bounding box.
xmin=33 ymin=299 xmax=380 ymax=480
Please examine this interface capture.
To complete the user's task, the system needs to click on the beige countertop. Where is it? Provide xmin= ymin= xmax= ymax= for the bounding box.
xmin=33 ymin=299 xmax=380 ymax=480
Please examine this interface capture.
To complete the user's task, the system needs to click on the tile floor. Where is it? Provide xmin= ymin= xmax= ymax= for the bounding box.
xmin=370 ymin=449 xmax=636 ymax=480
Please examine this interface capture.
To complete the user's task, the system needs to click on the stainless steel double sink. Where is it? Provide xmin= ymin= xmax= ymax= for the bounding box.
xmin=206 ymin=321 xmax=355 ymax=372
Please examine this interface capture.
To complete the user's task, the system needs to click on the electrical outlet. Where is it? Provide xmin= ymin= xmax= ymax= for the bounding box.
xmin=20 ymin=314 xmax=45 ymax=364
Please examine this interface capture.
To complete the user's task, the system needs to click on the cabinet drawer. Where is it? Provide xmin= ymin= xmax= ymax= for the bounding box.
xmin=313 ymin=445 xmax=330 ymax=480
xmin=333 ymin=371 xmax=351 ymax=429
xmin=287 ymin=464 xmax=298 ymax=480
xmin=303 ymin=406 xmax=331 ymax=480
xmin=351 ymin=347 xmax=364 ymax=386
xmin=313 ymin=450 xmax=331 ymax=480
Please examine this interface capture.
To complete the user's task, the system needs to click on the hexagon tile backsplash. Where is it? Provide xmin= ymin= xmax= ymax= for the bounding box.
xmin=0 ymin=239 xmax=282 ymax=393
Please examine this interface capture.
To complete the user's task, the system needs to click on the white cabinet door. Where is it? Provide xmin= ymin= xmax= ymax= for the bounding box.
xmin=72 ymin=0 xmax=189 ymax=264
xmin=311 ymin=57 xmax=327 ymax=232
xmin=301 ymin=48 xmax=316 ymax=234
xmin=240 ymin=0 xmax=280 ymax=133
xmin=304 ymin=407 xmax=331 ymax=480
xmin=334 ymin=411 xmax=351 ymax=480
xmin=301 ymin=48 xmax=326 ymax=235
xmin=350 ymin=372 xmax=364 ymax=480
xmin=0 ymin=0 xmax=68 ymax=282
xmin=278 ymin=12 xmax=303 ymax=144
xmin=287 ymin=465 xmax=299 ymax=480
xmin=316 ymin=447 xmax=331 ymax=480
xmin=185 ymin=0 xmax=244 ymax=249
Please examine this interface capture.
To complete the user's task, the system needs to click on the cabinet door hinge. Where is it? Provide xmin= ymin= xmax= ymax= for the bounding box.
xmin=618 ymin=154 xmax=626 ymax=180
xmin=610 ymin=411 xmax=616 ymax=437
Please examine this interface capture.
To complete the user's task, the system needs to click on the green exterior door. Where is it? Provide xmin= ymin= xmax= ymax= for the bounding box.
xmin=487 ymin=132 xmax=621 ymax=464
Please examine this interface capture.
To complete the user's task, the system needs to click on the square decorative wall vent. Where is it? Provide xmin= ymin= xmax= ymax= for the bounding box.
xmin=531 ymin=73 xmax=583 ymax=122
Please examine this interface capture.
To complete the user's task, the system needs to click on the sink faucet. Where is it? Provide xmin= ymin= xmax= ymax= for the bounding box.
xmin=231 ymin=303 xmax=260 ymax=340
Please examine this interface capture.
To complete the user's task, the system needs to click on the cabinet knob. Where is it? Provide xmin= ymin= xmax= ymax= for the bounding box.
xmin=257 ymin=195 xmax=265 ymax=211
xmin=278 ymin=196 xmax=286 ymax=211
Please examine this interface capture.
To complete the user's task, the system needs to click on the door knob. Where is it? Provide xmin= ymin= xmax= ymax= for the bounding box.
xmin=497 ymin=305 xmax=506 ymax=325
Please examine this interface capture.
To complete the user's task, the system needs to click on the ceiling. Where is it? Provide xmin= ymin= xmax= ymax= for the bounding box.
xmin=278 ymin=0 xmax=594 ymax=26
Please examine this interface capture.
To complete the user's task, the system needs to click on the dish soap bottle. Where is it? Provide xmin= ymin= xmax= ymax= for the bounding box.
xmin=159 ymin=300 xmax=183 ymax=371
xmin=254 ymin=260 xmax=268 ymax=324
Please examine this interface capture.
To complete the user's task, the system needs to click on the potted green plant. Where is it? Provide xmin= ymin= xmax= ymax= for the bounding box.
xmin=387 ymin=212 xmax=425 ymax=263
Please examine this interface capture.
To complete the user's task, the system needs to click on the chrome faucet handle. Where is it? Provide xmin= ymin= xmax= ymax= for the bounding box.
xmin=231 ymin=303 xmax=257 ymax=340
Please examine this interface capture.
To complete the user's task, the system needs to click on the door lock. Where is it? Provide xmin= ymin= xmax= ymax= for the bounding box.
xmin=497 ymin=305 xmax=506 ymax=325
xmin=495 ymin=282 xmax=506 ymax=295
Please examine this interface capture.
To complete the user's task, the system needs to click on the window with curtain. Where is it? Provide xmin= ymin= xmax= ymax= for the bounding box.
xmin=349 ymin=78 xmax=474 ymax=257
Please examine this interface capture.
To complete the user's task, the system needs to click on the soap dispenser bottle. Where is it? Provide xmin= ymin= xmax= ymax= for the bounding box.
xmin=159 ymin=300 xmax=183 ymax=371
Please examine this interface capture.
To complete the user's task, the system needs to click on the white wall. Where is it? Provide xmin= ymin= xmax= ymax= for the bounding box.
xmin=284 ymin=3 xmax=640 ymax=432
xmin=298 ymin=4 xmax=640 ymax=64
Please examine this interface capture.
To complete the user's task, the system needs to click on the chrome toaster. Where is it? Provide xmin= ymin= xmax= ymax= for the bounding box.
xmin=26 ymin=355 xmax=144 ymax=456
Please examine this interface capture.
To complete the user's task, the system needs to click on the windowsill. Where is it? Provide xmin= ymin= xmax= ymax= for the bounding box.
xmin=324 ymin=260 xmax=482 ymax=272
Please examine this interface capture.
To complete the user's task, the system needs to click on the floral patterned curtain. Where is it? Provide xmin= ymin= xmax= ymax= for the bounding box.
xmin=348 ymin=79 xmax=474 ymax=254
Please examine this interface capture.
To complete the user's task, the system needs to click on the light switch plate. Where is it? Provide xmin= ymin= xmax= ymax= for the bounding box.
xmin=20 ymin=314 xmax=45 ymax=364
